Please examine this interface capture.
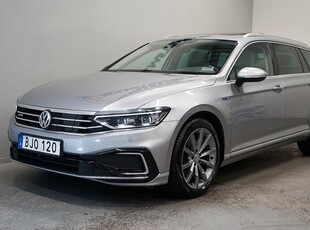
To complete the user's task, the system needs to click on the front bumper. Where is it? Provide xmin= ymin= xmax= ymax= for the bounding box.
xmin=8 ymin=117 xmax=179 ymax=186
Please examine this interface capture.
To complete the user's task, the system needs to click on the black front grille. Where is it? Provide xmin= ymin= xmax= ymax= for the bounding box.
xmin=16 ymin=148 xmax=80 ymax=174
xmin=15 ymin=106 xmax=110 ymax=134
xmin=10 ymin=144 xmax=159 ymax=182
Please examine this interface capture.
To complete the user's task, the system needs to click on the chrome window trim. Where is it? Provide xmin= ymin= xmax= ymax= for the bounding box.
xmin=225 ymin=40 xmax=310 ymax=82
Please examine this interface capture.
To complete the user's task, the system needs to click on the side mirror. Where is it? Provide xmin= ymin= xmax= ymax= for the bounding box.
xmin=235 ymin=67 xmax=267 ymax=87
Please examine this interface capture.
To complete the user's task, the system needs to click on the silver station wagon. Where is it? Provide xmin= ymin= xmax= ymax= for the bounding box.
xmin=8 ymin=33 xmax=310 ymax=198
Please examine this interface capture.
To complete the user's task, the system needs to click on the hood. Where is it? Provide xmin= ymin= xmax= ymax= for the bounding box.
xmin=19 ymin=71 xmax=216 ymax=112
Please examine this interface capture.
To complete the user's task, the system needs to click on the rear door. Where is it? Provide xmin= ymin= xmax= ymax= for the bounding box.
xmin=272 ymin=44 xmax=310 ymax=136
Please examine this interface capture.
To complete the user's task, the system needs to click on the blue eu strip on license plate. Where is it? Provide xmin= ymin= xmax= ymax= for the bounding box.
xmin=17 ymin=134 xmax=61 ymax=156
xmin=18 ymin=133 xmax=23 ymax=149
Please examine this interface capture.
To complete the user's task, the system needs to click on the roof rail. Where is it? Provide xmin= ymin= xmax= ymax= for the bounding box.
xmin=164 ymin=33 xmax=246 ymax=39
xmin=243 ymin=33 xmax=264 ymax=38
xmin=245 ymin=33 xmax=309 ymax=47
xmin=163 ymin=35 xmax=180 ymax=39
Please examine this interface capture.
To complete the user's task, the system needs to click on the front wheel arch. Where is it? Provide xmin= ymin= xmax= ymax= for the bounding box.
xmin=168 ymin=118 xmax=221 ymax=198
xmin=189 ymin=111 xmax=225 ymax=165
xmin=165 ymin=106 xmax=227 ymax=175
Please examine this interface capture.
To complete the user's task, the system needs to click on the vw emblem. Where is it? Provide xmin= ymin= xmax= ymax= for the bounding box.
xmin=39 ymin=110 xmax=52 ymax=129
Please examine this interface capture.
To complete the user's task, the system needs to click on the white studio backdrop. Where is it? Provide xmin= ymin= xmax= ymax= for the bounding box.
xmin=0 ymin=0 xmax=253 ymax=156
xmin=252 ymin=0 xmax=310 ymax=46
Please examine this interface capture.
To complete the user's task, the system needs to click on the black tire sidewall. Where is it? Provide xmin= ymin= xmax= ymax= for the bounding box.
xmin=298 ymin=136 xmax=310 ymax=156
xmin=169 ymin=118 xmax=221 ymax=198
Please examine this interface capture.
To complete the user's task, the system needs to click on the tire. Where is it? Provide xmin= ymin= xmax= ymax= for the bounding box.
xmin=297 ymin=136 xmax=310 ymax=156
xmin=168 ymin=118 xmax=221 ymax=198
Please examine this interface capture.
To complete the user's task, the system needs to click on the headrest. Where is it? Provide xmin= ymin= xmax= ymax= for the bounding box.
xmin=188 ymin=51 xmax=208 ymax=67
xmin=277 ymin=54 xmax=292 ymax=66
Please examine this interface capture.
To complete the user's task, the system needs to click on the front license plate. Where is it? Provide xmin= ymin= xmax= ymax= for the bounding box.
xmin=18 ymin=134 xmax=61 ymax=156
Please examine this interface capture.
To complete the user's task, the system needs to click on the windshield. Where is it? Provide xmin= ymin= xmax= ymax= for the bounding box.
xmin=107 ymin=39 xmax=237 ymax=75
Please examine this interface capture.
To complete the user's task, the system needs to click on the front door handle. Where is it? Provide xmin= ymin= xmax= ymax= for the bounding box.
xmin=273 ymin=85 xmax=284 ymax=93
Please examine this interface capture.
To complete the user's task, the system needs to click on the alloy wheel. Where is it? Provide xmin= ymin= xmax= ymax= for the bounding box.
xmin=181 ymin=128 xmax=217 ymax=190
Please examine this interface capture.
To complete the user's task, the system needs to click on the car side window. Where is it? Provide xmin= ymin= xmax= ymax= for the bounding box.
xmin=300 ymin=49 xmax=310 ymax=70
xmin=273 ymin=44 xmax=303 ymax=75
xmin=228 ymin=43 xmax=274 ymax=81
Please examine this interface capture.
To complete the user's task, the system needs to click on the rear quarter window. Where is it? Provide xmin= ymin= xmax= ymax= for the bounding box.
xmin=273 ymin=44 xmax=303 ymax=75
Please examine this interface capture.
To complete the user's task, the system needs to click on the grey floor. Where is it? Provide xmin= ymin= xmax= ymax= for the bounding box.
xmin=0 ymin=144 xmax=310 ymax=230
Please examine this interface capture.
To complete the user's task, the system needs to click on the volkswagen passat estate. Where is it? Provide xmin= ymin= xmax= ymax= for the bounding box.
xmin=8 ymin=33 xmax=310 ymax=198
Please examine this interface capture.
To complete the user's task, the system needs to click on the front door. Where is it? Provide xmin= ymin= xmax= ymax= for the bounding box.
xmin=227 ymin=42 xmax=285 ymax=153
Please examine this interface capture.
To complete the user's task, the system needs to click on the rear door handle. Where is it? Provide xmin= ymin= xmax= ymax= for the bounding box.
xmin=273 ymin=85 xmax=284 ymax=93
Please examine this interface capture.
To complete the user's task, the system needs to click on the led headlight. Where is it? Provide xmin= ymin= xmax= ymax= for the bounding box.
xmin=94 ymin=107 xmax=171 ymax=130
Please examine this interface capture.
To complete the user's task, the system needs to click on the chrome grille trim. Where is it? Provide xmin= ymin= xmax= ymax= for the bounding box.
xmin=15 ymin=106 xmax=110 ymax=134
xmin=16 ymin=111 xmax=40 ymax=117
xmin=52 ymin=117 xmax=93 ymax=123
xmin=15 ymin=116 xmax=40 ymax=124
xmin=51 ymin=124 xmax=102 ymax=129
xmin=16 ymin=103 xmax=96 ymax=115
